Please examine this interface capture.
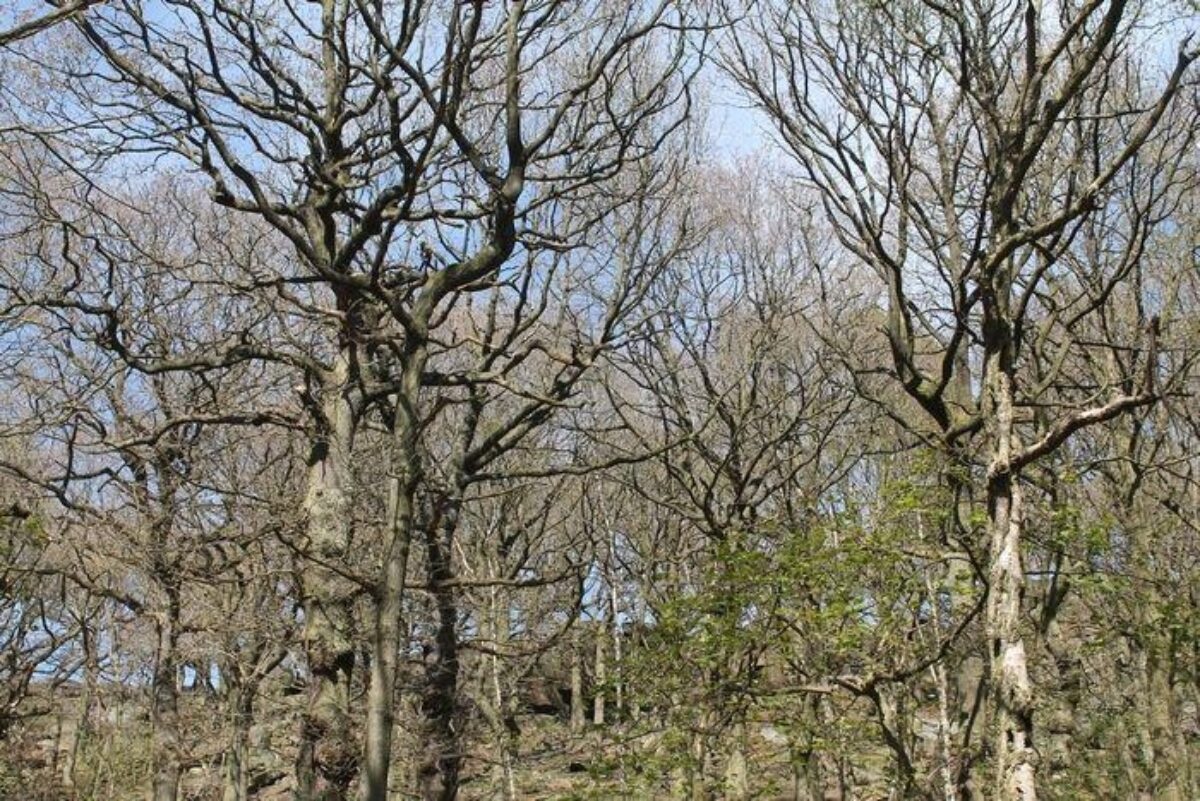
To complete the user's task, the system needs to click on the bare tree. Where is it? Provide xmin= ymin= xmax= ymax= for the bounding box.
xmin=591 ymin=160 xmax=863 ymax=797
xmin=9 ymin=2 xmax=710 ymax=798
xmin=0 ymin=461 xmax=86 ymax=743
xmin=0 ymin=143 xmax=304 ymax=799
xmin=2 ymin=2 xmax=1198 ymax=799
xmin=724 ymin=1 xmax=1198 ymax=797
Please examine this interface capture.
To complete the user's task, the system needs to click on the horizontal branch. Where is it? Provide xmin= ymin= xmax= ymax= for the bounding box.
xmin=1012 ymin=392 xmax=1157 ymax=472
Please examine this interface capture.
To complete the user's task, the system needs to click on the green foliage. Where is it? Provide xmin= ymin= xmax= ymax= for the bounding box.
xmin=613 ymin=450 xmax=983 ymax=795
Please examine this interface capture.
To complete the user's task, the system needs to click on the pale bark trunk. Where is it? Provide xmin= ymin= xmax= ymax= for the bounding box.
xmin=870 ymin=686 xmax=916 ymax=799
xmin=61 ymin=711 xmax=81 ymax=790
xmin=609 ymin=556 xmax=623 ymax=719
xmin=932 ymin=661 xmax=958 ymax=801
xmin=297 ymin=354 xmax=358 ymax=801
xmin=221 ymin=736 xmax=246 ymax=801
xmin=489 ymin=587 xmax=518 ymax=801
xmin=985 ymin=354 xmax=1037 ymax=801
xmin=569 ymin=630 xmax=585 ymax=733
xmin=954 ymin=653 xmax=987 ymax=799
xmin=592 ymin=623 xmax=606 ymax=727
xmin=1111 ymin=417 xmax=1191 ymax=801
xmin=923 ymin=546 xmax=959 ymax=801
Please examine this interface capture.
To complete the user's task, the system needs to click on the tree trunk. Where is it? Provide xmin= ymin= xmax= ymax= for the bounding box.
xmin=790 ymin=694 xmax=825 ymax=801
xmin=488 ymin=586 xmax=518 ymax=801
xmin=361 ymin=447 xmax=416 ymax=800
xmin=418 ymin=500 xmax=463 ymax=801
xmin=361 ymin=339 xmax=427 ymax=801
xmin=222 ymin=690 xmax=253 ymax=801
xmin=63 ymin=619 xmax=98 ymax=790
xmin=1142 ymin=645 xmax=1185 ymax=801
xmin=984 ymin=347 xmax=1037 ymax=800
xmin=791 ymin=748 xmax=823 ymax=801
xmin=360 ymin=489 xmax=414 ymax=801
xmin=593 ymin=622 xmax=605 ymax=727
xmin=297 ymin=355 xmax=359 ymax=801
xmin=609 ymin=552 xmax=623 ymax=719
xmin=150 ymin=590 xmax=182 ymax=801
xmin=931 ymin=661 xmax=958 ymax=801
xmin=570 ymin=630 xmax=585 ymax=734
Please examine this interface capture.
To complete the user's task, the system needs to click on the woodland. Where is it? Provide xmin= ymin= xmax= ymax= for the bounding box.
xmin=0 ymin=1 xmax=1197 ymax=800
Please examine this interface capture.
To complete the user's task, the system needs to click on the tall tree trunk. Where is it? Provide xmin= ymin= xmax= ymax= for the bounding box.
xmin=361 ymin=339 xmax=427 ymax=801
xmin=1124 ymin=484 xmax=1189 ymax=800
xmin=570 ymin=629 xmax=585 ymax=734
xmin=487 ymin=584 xmax=518 ymax=801
xmin=418 ymin=499 xmax=463 ymax=801
xmin=608 ymin=548 xmax=623 ymax=719
xmin=790 ymin=694 xmax=825 ymax=801
xmin=63 ymin=618 xmax=99 ymax=790
xmin=298 ymin=354 xmax=359 ymax=801
xmin=868 ymin=686 xmax=917 ymax=800
xmin=931 ymin=660 xmax=958 ymax=801
xmin=984 ymin=337 xmax=1037 ymax=800
xmin=1139 ymin=633 xmax=1186 ymax=800
xmin=921 ymin=531 xmax=961 ymax=801
xmin=150 ymin=589 xmax=182 ymax=801
xmin=592 ymin=621 xmax=606 ymax=727
xmin=359 ymin=483 xmax=414 ymax=801
xmin=361 ymin=424 xmax=416 ymax=798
